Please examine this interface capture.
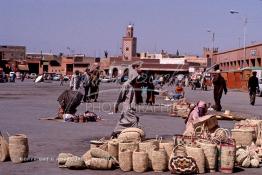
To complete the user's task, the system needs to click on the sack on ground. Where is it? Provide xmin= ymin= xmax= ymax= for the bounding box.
xmin=65 ymin=156 xmax=86 ymax=170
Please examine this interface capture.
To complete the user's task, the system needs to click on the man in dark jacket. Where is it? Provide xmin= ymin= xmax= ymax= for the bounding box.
xmin=248 ymin=71 xmax=259 ymax=105
xmin=212 ymin=70 xmax=227 ymax=111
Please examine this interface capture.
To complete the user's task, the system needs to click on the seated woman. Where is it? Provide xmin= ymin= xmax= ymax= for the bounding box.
xmin=183 ymin=101 xmax=207 ymax=136
xmin=172 ymin=84 xmax=185 ymax=100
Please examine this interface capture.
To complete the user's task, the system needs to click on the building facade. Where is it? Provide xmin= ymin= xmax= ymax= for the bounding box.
xmin=0 ymin=45 xmax=26 ymax=61
xmin=212 ymin=43 xmax=262 ymax=71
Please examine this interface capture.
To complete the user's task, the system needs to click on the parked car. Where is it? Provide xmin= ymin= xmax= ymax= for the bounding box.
xmin=63 ymin=75 xmax=69 ymax=81
xmin=53 ymin=74 xmax=61 ymax=81
xmin=100 ymin=77 xmax=111 ymax=83
xmin=29 ymin=73 xmax=37 ymax=79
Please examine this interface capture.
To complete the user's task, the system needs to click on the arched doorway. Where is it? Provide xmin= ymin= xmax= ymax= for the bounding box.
xmin=112 ymin=67 xmax=118 ymax=78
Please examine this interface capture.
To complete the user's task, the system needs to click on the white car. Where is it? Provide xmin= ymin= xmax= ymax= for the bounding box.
xmin=53 ymin=75 xmax=61 ymax=81
xmin=29 ymin=73 xmax=37 ymax=79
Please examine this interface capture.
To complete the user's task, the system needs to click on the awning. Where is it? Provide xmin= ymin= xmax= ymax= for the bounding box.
xmin=18 ymin=65 xmax=29 ymax=71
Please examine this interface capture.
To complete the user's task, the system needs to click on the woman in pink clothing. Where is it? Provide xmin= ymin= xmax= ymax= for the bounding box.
xmin=184 ymin=101 xmax=208 ymax=136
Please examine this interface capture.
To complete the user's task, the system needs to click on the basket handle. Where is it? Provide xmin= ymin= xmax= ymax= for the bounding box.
xmin=173 ymin=144 xmax=187 ymax=156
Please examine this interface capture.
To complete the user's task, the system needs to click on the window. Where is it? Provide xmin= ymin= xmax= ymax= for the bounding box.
xmin=126 ymin=47 xmax=129 ymax=51
xmin=251 ymin=50 xmax=256 ymax=57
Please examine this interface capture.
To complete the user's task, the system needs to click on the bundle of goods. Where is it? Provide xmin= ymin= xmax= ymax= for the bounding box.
xmin=169 ymin=99 xmax=191 ymax=118
xmin=211 ymin=110 xmax=246 ymax=121
xmin=234 ymin=119 xmax=262 ymax=142
xmin=58 ymin=147 xmax=118 ymax=170
xmin=235 ymin=143 xmax=261 ymax=168
xmin=9 ymin=134 xmax=29 ymax=163
xmin=118 ymin=127 xmax=145 ymax=142
xmin=63 ymin=111 xmax=101 ymax=123
xmin=211 ymin=128 xmax=230 ymax=144
xmin=0 ymin=133 xmax=9 ymax=162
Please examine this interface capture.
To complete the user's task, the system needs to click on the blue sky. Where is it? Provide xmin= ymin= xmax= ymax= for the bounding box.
xmin=1 ymin=0 xmax=262 ymax=56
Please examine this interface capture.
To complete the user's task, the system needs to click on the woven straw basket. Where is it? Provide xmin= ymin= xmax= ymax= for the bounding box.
xmin=0 ymin=135 xmax=9 ymax=162
xmin=151 ymin=148 xmax=168 ymax=172
xmin=231 ymin=129 xmax=253 ymax=146
xmin=197 ymin=140 xmax=217 ymax=173
xmin=119 ymin=149 xmax=133 ymax=172
xmin=186 ymin=145 xmax=205 ymax=174
xmin=9 ymin=134 xmax=29 ymax=163
xmin=86 ymin=157 xmax=112 ymax=170
xmin=132 ymin=150 xmax=148 ymax=172
xmin=108 ymin=139 xmax=119 ymax=160
xmin=219 ymin=143 xmax=236 ymax=174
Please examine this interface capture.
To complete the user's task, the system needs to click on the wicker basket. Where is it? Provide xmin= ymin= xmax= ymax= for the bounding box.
xmin=219 ymin=143 xmax=236 ymax=174
xmin=139 ymin=139 xmax=159 ymax=168
xmin=0 ymin=135 xmax=9 ymax=162
xmin=186 ymin=145 xmax=205 ymax=174
xmin=86 ymin=157 xmax=113 ymax=170
xmin=197 ymin=140 xmax=217 ymax=173
xmin=108 ymin=139 xmax=119 ymax=160
xmin=151 ymin=148 xmax=168 ymax=172
xmin=9 ymin=134 xmax=29 ymax=163
xmin=119 ymin=149 xmax=133 ymax=171
xmin=231 ymin=129 xmax=253 ymax=146
xmin=159 ymin=138 xmax=174 ymax=160
xmin=90 ymin=148 xmax=112 ymax=159
xmin=119 ymin=141 xmax=138 ymax=153
xmin=82 ymin=150 xmax=92 ymax=163
xmin=132 ymin=150 xmax=148 ymax=172
xmin=90 ymin=139 xmax=108 ymax=151
xmin=256 ymin=130 xmax=262 ymax=146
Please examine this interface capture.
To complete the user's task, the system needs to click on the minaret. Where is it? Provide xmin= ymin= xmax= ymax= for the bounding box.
xmin=122 ymin=24 xmax=137 ymax=61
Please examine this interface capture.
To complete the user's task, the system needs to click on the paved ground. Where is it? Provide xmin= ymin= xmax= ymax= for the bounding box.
xmin=0 ymin=80 xmax=262 ymax=175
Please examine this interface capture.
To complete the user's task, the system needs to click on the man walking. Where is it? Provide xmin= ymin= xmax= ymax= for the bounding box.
xmin=83 ymin=68 xmax=91 ymax=103
xmin=212 ymin=70 xmax=227 ymax=111
xmin=90 ymin=65 xmax=100 ymax=102
xmin=248 ymin=71 xmax=259 ymax=105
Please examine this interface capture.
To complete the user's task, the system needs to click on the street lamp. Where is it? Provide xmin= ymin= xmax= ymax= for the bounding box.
xmin=230 ymin=10 xmax=248 ymax=68
xmin=207 ymin=30 xmax=215 ymax=52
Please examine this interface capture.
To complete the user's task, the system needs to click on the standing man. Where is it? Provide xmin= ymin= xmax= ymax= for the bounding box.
xmin=83 ymin=68 xmax=91 ymax=103
xmin=60 ymin=75 xmax=64 ymax=86
xmin=248 ymin=71 xmax=259 ymax=105
xmin=90 ymin=64 xmax=100 ymax=102
xmin=70 ymin=70 xmax=81 ymax=91
xmin=212 ymin=70 xmax=227 ymax=111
